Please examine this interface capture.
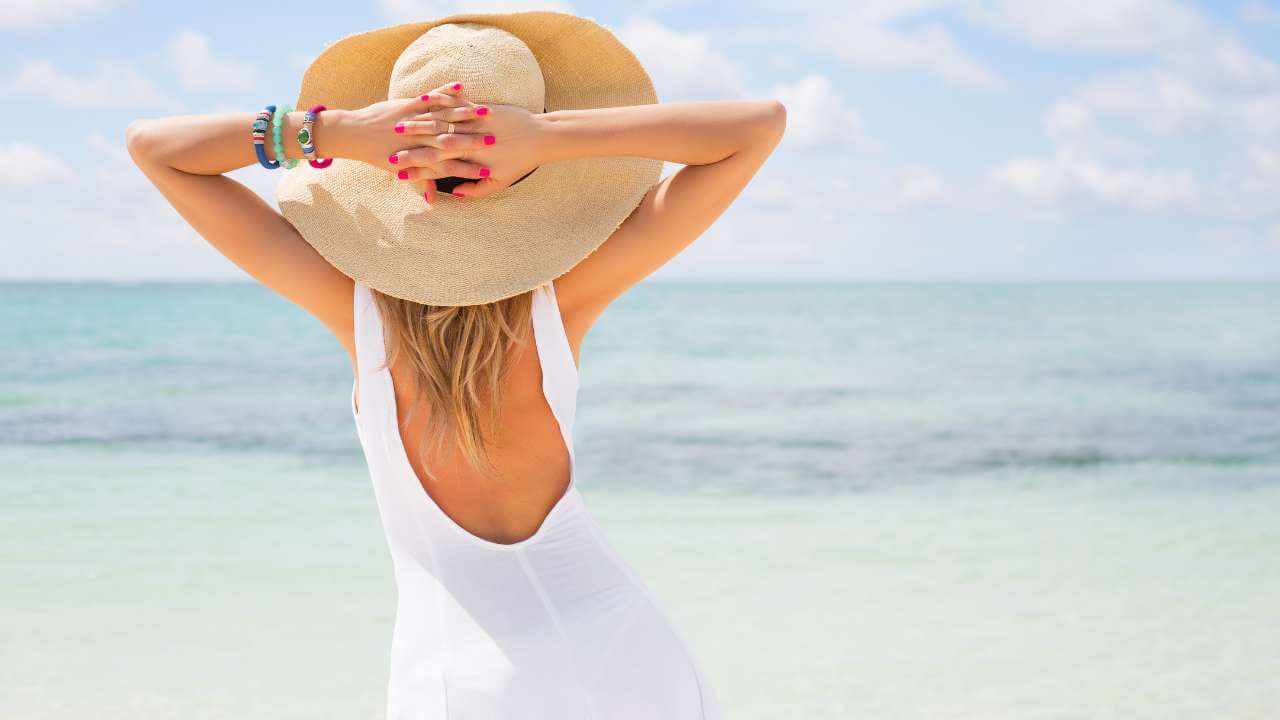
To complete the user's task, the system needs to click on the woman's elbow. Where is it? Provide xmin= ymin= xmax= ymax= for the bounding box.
xmin=766 ymin=99 xmax=787 ymax=127
xmin=124 ymin=119 xmax=158 ymax=166
xmin=752 ymin=100 xmax=786 ymax=144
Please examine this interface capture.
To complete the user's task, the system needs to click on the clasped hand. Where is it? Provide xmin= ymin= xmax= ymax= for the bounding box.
xmin=338 ymin=80 xmax=543 ymax=205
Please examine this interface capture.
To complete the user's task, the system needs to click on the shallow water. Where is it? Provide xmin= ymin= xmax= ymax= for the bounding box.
xmin=2 ymin=281 xmax=1278 ymax=718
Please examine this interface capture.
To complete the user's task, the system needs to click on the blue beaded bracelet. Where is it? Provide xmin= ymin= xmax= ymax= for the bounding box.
xmin=272 ymin=103 xmax=298 ymax=169
xmin=251 ymin=105 xmax=279 ymax=170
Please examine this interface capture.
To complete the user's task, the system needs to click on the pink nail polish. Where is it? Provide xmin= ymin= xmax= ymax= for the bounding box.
xmin=423 ymin=191 xmax=432 ymax=205
xmin=397 ymin=170 xmax=408 ymax=180
xmin=452 ymin=83 xmax=463 ymax=91
xmin=476 ymin=106 xmax=489 ymax=116
xmin=479 ymin=167 xmax=491 ymax=177
xmin=388 ymin=154 xmax=399 ymax=164
xmin=421 ymin=94 xmax=431 ymax=102
xmin=453 ymin=191 xmax=465 ymax=198
xmin=483 ymin=135 xmax=495 ymax=145
xmin=394 ymin=124 xmax=405 ymax=134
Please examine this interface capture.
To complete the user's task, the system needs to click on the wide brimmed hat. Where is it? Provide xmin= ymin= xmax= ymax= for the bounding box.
xmin=275 ymin=11 xmax=662 ymax=306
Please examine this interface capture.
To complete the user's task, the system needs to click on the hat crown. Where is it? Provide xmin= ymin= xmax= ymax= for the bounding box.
xmin=388 ymin=22 xmax=545 ymax=114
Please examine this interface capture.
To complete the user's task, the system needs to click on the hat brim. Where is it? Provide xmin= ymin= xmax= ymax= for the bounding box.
xmin=275 ymin=11 xmax=662 ymax=306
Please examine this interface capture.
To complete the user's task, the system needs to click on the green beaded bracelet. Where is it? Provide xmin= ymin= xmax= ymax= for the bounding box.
xmin=272 ymin=103 xmax=299 ymax=169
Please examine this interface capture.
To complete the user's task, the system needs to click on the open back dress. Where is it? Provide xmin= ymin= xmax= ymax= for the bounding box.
xmin=350 ymin=279 xmax=722 ymax=720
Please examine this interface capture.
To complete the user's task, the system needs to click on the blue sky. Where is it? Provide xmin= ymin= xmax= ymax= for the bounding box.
xmin=2 ymin=0 xmax=1279 ymax=280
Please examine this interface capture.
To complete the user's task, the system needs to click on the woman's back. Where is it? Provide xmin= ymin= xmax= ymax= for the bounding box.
xmin=359 ymin=279 xmax=577 ymax=546
xmin=351 ymin=278 xmax=721 ymax=719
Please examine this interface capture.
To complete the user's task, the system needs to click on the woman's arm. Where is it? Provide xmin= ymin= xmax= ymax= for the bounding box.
xmin=125 ymin=110 xmax=363 ymax=356
xmin=538 ymin=100 xmax=785 ymax=166
xmin=338 ymin=98 xmax=785 ymax=334
xmin=124 ymin=86 xmax=487 ymax=362
xmin=536 ymin=100 xmax=786 ymax=331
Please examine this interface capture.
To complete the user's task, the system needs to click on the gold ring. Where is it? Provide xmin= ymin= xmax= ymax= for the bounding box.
xmin=447 ymin=122 xmax=455 ymax=134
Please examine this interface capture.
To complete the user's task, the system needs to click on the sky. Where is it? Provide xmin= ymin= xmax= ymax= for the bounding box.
xmin=2 ymin=0 xmax=1279 ymax=281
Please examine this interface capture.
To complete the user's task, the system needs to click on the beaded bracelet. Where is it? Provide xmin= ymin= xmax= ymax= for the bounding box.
xmin=271 ymin=103 xmax=299 ymax=169
xmin=251 ymin=105 xmax=279 ymax=170
xmin=299 ymin=104 xmax=334 ymax=169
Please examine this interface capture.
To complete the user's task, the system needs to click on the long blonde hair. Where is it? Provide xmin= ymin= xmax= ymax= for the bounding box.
xmin=370 ymin=285 xmax=539 ymax=482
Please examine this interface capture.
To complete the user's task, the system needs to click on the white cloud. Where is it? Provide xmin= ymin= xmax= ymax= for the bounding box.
xmin=817 ymin=19 xmax=1001 ymax=89
xmin=770 ymin=74 xmax=868 ymax=151
xmin=1248 ymin=146 xmax=1280 ymax=174
xmin=615 ymin=18 xmax=747 ymax=100
xmin=799 ymin=1 xmax=1000 ymax=89
xmin=1016 ymin=85 xmax=1280 ymax=219
xmin=615 ymin=25 xmax=870 ymax=150
xmin=991 ymin=89 xmax=1201 ymax=213
xmin=1199 ymin=222 xmax=1280 ymax=253
xmin=1041 ymin=98 xmax=1148 ymax=163
xmin=0 ymin=0 xmax=119 ymax=30
xmin=1044 ymin=99 xmax=1092 ymax=141
xmin=167 ymin=30 xmax=259 ymax=92
xmin=1 ymin=128 xmax=282 ymax=280
xmin=1183 ymin=34 xmax=1280 ymax=91
xmin=974 ymin=0 xmax=1280 ymax=139
xmin=991 ymin=148 xmax=1196 ymax=212
xmin=897 ymin=171 xmax=945 ymax=208
xmin=976 ymin=0 xmax=1280 ymax=223
xmin=1074 ymin=69 xmax=1212 ymax=134
xmin=3 ymin=59 xmax=179 ymax=110
xmin=1241 ymin=1 xmax=1280 ymax=24
xmin=1205 ymin=145 xmax=1280 ymax=220
xmin=0 ymin=143 xmax=72 ymax=184
xmin=978 ymin=1 xmax=1278 ymax=89
xmin=968 ymin=0 xmax=1204 ymax=54
xmin=743 ymin=157 xmax=951 ymax=217
xmin=379 ymin=0 xmax=572 ymax=23
xmin=1237 ymin=95 xmax=1280 ymax=137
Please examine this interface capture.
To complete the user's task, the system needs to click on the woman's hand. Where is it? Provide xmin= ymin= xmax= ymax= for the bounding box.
xmin=323 ymin=80 xmax=494 ymax=204
xmin=393 ymin=98 xmax=545 ymax=201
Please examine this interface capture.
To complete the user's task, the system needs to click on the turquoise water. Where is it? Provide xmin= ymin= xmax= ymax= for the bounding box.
xmin=3 ymin=281 xmax=1279 ymax=718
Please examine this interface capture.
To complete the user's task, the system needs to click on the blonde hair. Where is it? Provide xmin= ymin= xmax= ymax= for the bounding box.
xmin=370 ymin=284 xmax=539 ymax=482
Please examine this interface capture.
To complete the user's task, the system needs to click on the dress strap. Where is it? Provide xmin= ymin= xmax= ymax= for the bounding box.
xmin=530 ymin=280 xmax=580 ymax=456
xmin=353 ymin=280 xmax=387 ymax=376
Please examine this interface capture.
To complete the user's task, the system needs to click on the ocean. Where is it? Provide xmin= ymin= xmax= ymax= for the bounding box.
xmin=3 ymin=280 xmax=1278 ymax=719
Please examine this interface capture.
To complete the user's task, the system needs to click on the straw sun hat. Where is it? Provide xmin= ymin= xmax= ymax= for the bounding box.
xmin=275 ymin=11 xmax=663 ymax=306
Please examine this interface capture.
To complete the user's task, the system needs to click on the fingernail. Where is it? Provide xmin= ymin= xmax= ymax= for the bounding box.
xmin=394 ymin=124 xmax=405 ymax=134
xmin=421 ymin=94 xmax=432 ymax=102
xmin=388 ymin=154 xmax=399 ymax=164
xmin=479 ymin=167 xmax=491 ymax=177
xmin=452 ymin=82 xmax=463 ymax=91
xmin=476 ymin=106 xmax=489 ymax=116
xmin=423 ymin=191 xmax=432 ymax=207
xmin=397 ymin=170 xmax=408 ymax=180
xmin=483 ymin=135 xmax=495 ymax=145
xmin=453 ymin=191 xmax=465 ymax=198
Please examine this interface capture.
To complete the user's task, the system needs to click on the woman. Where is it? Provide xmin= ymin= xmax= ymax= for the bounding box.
xmin=126 ymin=11 xmax=785 ymax=720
